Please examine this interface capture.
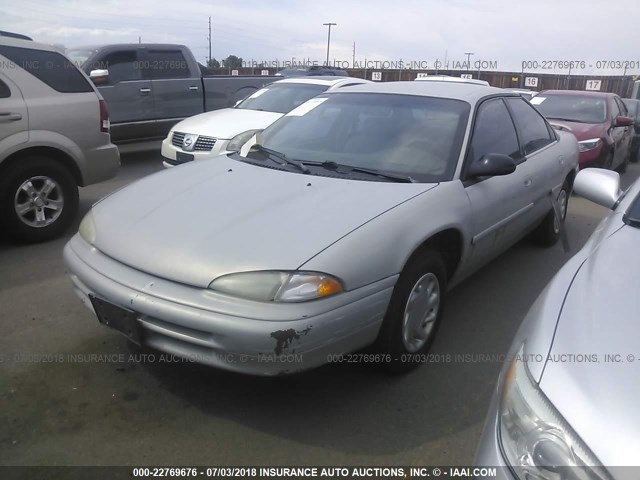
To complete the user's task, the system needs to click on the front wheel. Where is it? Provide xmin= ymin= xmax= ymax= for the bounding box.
xmin=375 ymin=251 xmax=447 ymax=373
xmin=532 ymin=181 xmax=569 ymax=247
xmin=0 ymin=157 xmax=79 ymax=243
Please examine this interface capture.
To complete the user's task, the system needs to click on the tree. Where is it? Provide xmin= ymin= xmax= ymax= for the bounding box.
xmin=207 ymin=58 xmax=220 ymax=69
xmin=222 ymin=55 xmax=243 ymax=69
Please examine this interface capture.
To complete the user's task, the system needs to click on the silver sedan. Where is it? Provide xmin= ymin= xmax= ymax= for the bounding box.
xmin=63 ymin=81 xmax=578 ymax=375
xmin=475 ymin=169 xmax=640 ymax=477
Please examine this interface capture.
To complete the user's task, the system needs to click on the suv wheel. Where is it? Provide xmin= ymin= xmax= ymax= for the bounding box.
xmin=0 ymin=157 xmax=79 ymax=243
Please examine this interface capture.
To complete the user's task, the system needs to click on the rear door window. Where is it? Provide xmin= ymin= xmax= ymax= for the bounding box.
xmin=0 ymin=45 xmax=93 ymax=93
xmin=0 ymin=78 xmax=10 ymax=98
xmin=145 ymin=50 xmax=191 ymax=79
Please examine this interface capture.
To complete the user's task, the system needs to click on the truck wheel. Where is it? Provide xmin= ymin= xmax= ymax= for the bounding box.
xmin=0 ymin=157 xmax=79 ymax=243
xmin=532 ymin=181 xmax=569 ymax=247
xmin=375 ymin=250 xmax=447 ymax=373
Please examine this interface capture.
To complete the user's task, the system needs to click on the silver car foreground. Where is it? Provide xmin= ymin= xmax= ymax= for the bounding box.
xmin=64 ymin=81 xmax=578 ymax=375
xmin=475 ymin=169 xmax=640 ymax=477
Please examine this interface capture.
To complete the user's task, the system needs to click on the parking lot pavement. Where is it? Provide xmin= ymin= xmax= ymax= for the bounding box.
xmin=1 ymin=155 xmax=638 ymax=467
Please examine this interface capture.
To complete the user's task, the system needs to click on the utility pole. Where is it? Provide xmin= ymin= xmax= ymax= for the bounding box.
xmin=464 ymin=52 xmax=474 ymax=70
xmin=323 ymin=22 xmax=337 ymax=66
xmin=208 ymin=16 xmax=212 ymax=66
xmin=352 ymin=42 xmax=356 ymax=69
xmin=138 ymin=36 xmax=141 ymax=44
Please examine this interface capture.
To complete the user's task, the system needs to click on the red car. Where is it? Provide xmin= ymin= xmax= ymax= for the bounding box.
xmin=532 ymin=90 xmax=634 ymax=171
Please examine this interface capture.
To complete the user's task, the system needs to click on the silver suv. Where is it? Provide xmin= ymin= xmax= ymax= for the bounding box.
xmin=0 ymin=34 xmax=120 ymax=243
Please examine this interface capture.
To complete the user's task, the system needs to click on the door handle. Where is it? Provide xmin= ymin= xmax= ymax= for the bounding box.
xmin=0 ymin=112 xmax=22 ymax=122
xmin=188 ymin=86 xmax=199 ymax=91
xmin=139 ymin=88 xmax=151 ymax=95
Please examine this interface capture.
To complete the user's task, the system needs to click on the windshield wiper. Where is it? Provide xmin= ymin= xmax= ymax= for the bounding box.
xmin=311 ymin=160 xmax=416 ymax=183
xmin=251 ymin=144 xmax=310 ymax=174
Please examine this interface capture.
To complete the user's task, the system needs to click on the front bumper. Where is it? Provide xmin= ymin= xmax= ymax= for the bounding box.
xmin=161 ymin=137 xmax=230 ymax=169
xmin=63 ymin=235 xmax=394 ymax=375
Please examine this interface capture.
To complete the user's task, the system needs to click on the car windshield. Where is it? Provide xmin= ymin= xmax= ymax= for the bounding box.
xmin=65 ymin=49 xmax=95 ymax=68
xmin=253 ymin=92 xmax=470 ymax=182
xmin=533 ymin=94 xmax=607 ymax=124
xmin=236 ymin=83 xmax=328 ymax=113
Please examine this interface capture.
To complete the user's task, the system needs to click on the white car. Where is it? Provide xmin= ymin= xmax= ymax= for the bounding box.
xmin=161 ymin=77 xmax=369 ymax=167
xmin=415 ymin=75 xmax=490 ymax=86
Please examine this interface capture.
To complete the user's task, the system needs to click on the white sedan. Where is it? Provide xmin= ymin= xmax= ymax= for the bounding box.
xmin=161 ymin=77 xmax=369 ymax=168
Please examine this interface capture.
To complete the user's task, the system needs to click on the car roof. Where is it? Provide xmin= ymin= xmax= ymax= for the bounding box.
xmin=415 ymin=75 xmax=490 ymax=86
xmin=0 ymin=35 xmax=59 ymax=52
xmin=273 ymin=76 xmax=370 ymax=88
xmin=331 ymin=80 xmax=516 ymax=104
xmin=539 ymin=89 xmax=616 ymax=98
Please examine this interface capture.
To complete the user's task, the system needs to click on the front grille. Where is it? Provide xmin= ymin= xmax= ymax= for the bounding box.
xmin=171 ymin=131 xmax=185 ymax=147
xmin=194 ymin=136 xmax=217 ymax=151
xmin=171 ymin=132 xmax=217 ymax=151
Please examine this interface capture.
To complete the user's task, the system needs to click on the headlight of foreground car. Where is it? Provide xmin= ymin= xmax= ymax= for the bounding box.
xmin=78 ymin=210 xmax=96 ymax=245
xmin=227 ymin=129 xmax=262 ymax=152
xmin=499 ymin=345 xmax=611 ymax=480
xmin=209 ymin=271 xmax=343 ymax=302
xmin=577 ymin=138 xmax=601 ymax=152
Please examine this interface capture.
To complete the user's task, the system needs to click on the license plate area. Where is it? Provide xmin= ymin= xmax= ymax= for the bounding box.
xmin=89 ymin=294 xmax=144 ymax=345
xmin=175 ymin=152 xmax=194 ymax=164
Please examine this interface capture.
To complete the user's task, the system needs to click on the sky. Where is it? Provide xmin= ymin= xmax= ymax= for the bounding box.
xmin=2 ymin=0 xmax=640 ymax=75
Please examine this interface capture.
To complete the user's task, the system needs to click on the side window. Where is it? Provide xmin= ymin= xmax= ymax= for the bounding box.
xmin=610 ymin=98 xmax=620 ymax=119
xmin=0 ymin=46 xmax=93 ymax=93
xmin=469 ymin=99 xmax=521 ymax=164
xmin=100 ymin=50 xmax=141 ymax=84
xmin=615 ymin=97 xmax=628 ymax=116
xmin=145 ymin=50 xmax=190 ymax=79
xmin=506 ymin=97 xmax=555 ymax=155
xmin=0 ymin=78 xmax=10 ymax=98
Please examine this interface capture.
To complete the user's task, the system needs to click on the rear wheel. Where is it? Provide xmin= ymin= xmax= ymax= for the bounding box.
xmin=375 ymin=251 xmax=447 ymax=373
xmin=532 ymin=181 xmax=569 ymax=247
xmin=0 ymin=157 xmax=79 ymax=243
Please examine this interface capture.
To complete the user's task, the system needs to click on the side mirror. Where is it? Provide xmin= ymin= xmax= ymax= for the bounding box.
xmin=573 ymin=168 xmax=622 ymax=210
xmin=467 ymin=153 xmax=516 ymax=178
xmin=89 ymin=69 xmax=109 ymax=85
xmin=614 ymin=116 xmax=634 ymax=127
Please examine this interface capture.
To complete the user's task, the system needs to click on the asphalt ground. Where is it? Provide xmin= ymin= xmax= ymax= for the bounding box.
xmin=1 ymin=154 xmax=638 ymax=466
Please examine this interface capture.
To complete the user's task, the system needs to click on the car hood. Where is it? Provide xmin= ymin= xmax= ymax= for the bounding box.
xmin=171 ymin=108 xmax=283 ymax=139
xmin=547 ymin=119 xmax=606 ymax=141
xmin=539 ymin=224 xmax=640 ymax=468
xmin=91 ymin=156 xmax=437 ymax=288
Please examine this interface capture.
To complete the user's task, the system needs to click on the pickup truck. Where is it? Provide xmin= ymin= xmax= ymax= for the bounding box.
xmin=67 ymin=44 xmax=279 ymax=146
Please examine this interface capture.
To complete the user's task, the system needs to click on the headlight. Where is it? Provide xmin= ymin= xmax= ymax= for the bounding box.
xmin=577 ymin=138 xmax=601 ymax=152
xmin=78 ymin=210 xmax=96 ymax=245
xmin=499 ymin=345 xmax=611 ymax=479
xmin=209 ymin=271 xmax=343 ymax=302
xmin=227 ymin=129 xmax=262 ymax=152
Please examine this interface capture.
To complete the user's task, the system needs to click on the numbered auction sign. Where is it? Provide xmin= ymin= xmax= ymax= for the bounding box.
xmin=261 ymin=70 xmax=269 ymax=76
xmin=371 ymin=71 xmax=382 ymax=81
xmin=460 ymin=74 xmax=473 ymax=79
xmin=231 ymin=69 xmax=239 ymax=76
xmin=524 ymin=77 xmax=538 ymax=87
xmin=585 ymin=80 xmax=602 ymax=91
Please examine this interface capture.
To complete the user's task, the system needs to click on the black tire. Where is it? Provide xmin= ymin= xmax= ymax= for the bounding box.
xmin=532 ymin=181 xmax=570 ymax=247
xmin=375 ymin=250 xmax=447 ymax=373
xmin=0 ymin=156 xmax=79 ymax=243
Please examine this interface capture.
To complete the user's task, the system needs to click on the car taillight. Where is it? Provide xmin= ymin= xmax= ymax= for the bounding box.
xmin=99 ymin=99 xmax=110 ymax=133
